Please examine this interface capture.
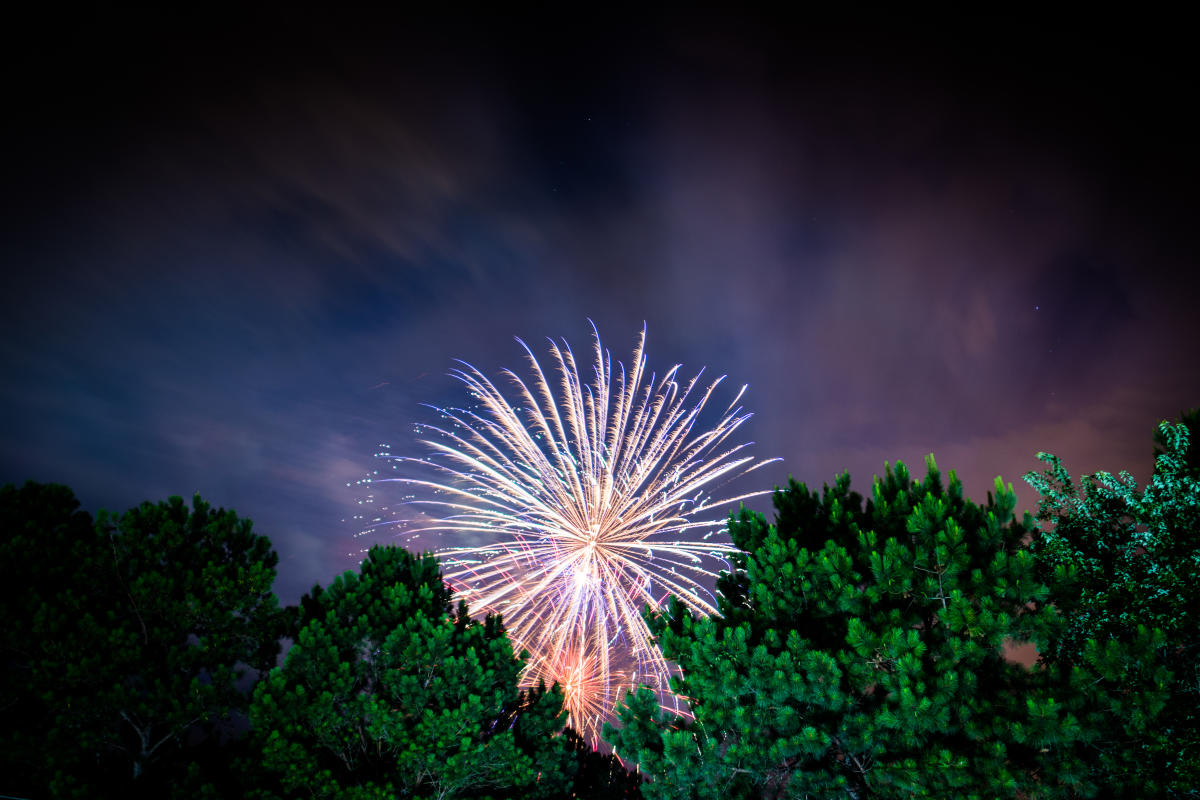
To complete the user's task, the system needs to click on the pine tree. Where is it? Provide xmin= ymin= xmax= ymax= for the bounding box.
xmin=607 ymin=458 xmax=1091 ymax=798
xmin=0 ymin=484 xmax=289 ymax=798
xmin=249 ymin=545 xmax=576 ymax=799
xmin=1025 ymin=415 xmax=1199 ymax=796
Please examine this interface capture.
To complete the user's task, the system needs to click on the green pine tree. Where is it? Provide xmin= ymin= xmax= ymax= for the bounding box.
xmin=248 ymin=544 xmax=576 ymax=799
xmin=1025 ymin=414 xmax=1199 ymax=797
xmin=607 ymin=457 xmax=1091 ymax=799
xmin=0 ymin=483 xmax=290 ymax=799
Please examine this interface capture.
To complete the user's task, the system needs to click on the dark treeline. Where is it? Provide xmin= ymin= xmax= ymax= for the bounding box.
xmin=0 ymin=487 xmax=638 ymax=799
xmin=2 ymin=411 xmax=1196 ymax=798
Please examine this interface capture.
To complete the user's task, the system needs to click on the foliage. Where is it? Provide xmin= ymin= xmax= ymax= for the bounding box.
xmin=1 ymin=482 xmax=100 ymax=797
xmin=248 ymin=544 xmax=577 ymax=799
xmin=1154 ymin=407 xmax=1200 ymax=478
xmin=1025 ymin=414 xmax=1200 ymax=796
xmin=607 ymin=457 xmax=1093 ymax=799
xmin=0 ymin=482 xmax=289 ymax=798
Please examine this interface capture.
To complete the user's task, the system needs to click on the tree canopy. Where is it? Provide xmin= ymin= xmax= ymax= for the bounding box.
xmin=1025 ymin=414 xmax=1199 ymax=796
xmin=0 ymin=483 xmax=289 ymax=798
xmin=607 ymin=458 xmax=1092 ymax=799
xmin=7 ymin=412 xmax=1197 ymax=798
xmin=249 ymin=544 xmax=576 ymax=799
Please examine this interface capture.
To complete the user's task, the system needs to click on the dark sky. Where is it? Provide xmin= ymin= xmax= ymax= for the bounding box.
xmin=3 ymin=10 xmax=1197 ymax=603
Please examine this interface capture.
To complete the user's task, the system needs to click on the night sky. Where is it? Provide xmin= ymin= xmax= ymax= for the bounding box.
xmin=3 ymin=10 xmax=1197 ymax=604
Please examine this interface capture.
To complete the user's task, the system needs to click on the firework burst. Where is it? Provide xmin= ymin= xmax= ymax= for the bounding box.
xmin=383 ymin=323 xmax=776 ymax=742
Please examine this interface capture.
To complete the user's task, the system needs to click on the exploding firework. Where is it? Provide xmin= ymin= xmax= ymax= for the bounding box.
xmin=383 ymin=324 xmax=776 ymax=742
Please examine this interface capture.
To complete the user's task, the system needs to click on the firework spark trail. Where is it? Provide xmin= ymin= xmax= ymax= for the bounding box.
xmin=382 ymin=323 xmax=777 ymax=742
